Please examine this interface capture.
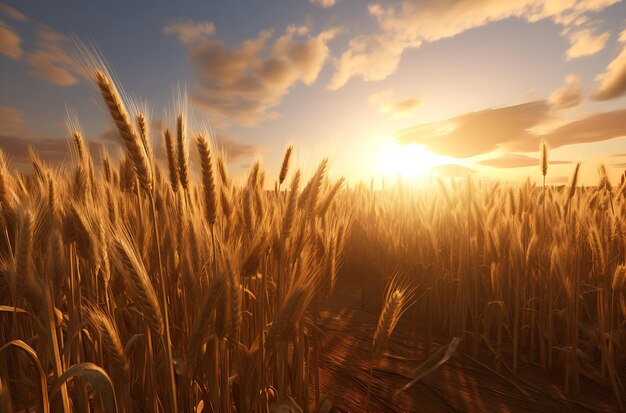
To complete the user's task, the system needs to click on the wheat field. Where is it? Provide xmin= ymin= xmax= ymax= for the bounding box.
xmin=0 ymin=66 xmax=625 ymax=413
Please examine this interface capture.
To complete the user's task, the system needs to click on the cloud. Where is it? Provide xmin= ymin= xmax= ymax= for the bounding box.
xmin=311 ymin=0 xmax=337 ymax=8
xmin=330 ymin=0 xmax=619 ymax=89
xmin=0 ymin=4 xmax=26 ymax=21
xmin=398 ymin=97 xmax=626 ymax=157
xmin=432 ymin=164 xmax=476 ymax=177
xmin=26 ymin=25 xmax=83 ymax=86
xmin=0 ymin=106 xmax=23 ymax=135
xmin=0 ymin=18 xmax=21 ymax=58
xmin=564 ymin=28 xmax=609 ymax=60
xmin=592 ymin=28 xmax=626 ymax=100
xmin=214 ymin=135 xmax=257 ymax=161
xmin=526 ymin=108 xmax=626 ymax=150
xmin=0 ymin=134 xmax=69 ymax=166
xmin=184 ymin=25 xmax=337 ymax=126
xmin=549 ymin=74 xmax=582 ymax=109
xmin=478 ymin=153 xmax=570 ymax=168
xmin=369 ymin=89 xmax=420 ymax=119
xmin=396 ymin=100 xmax=551 ymax=157
xmin=102 ymin=121 xmax=256 ymax=164
xmin=164 ymin=19 xmax=215 ymax=43
xmin=549 ymin=176 xmax=569 ymax=184
xmin=0 ymin=107 xmax=71 ymax=165
xmin=328 ymin=30 xmax=416 ymax=90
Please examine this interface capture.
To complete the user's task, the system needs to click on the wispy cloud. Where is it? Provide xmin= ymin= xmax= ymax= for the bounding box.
xmin=310 ymin=0 xmax=337 ymax=9
xmin=521 ymin=108 xmax=626 ymax=150
xmin=0 ymin=18 xmax=21 ymax=58
xmin=214 ymin=135 xmax=257 ymax=161
xmin=101 ymin=119 xmax=256 ymax=164
xmin=478 ymin=153 xmax=570 ymax=168
xmin=433 ymin=164 xmax=476 ymax=177
xmin=397 ymin=98 xmax=626 ymax=158
xmin=369 ymin=89 xmax=420 ymax=119
xmin=176 ymin=24 xmax=337 ymax=126
xmin=564 ymin=28 xmax=609 ymax=60
xmin=0 ymin=106 xmax=76 ymax=167
xmin=549 ymin=74 xmax=582 ymax=109
xmin=0 ymin=3 xmax=26 ymax=22
xmin=0 ymin=106 xmax=23 ymax=135
xmin=329 ymin=0 xmax=618 ymax=89
xmin=396 ymin=100 xmax=551 ymax=157
xmin=26 ymin=25 xmax=83 ymax=86
xmin=592 ymin=28 xmax=626 ymax=100
xmin=164 ymin=19 xmax=215 ymax=43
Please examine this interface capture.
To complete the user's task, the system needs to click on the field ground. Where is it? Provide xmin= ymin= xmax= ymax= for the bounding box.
xmin=317 ymin=268 xmax=625 ymax=413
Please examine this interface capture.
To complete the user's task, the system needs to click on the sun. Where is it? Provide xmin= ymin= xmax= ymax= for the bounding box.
xmin=378 ymin=142 xmax=449 ymax=178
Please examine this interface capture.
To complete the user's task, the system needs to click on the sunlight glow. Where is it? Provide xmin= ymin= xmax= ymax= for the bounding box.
xmin=378 ymin=143 xmax=449 ymax=178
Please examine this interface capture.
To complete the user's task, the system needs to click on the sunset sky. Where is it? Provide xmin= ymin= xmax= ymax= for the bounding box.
xmin=2 ymin=0 xmax=626 ymax=185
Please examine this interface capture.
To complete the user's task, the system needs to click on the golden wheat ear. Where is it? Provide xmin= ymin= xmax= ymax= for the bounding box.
xmin=279 ymin=145 xmax=293 ymax=186
xmin=110 ymin=232 xmax=164 ymax=336
xmin=195 ymin=134 xmax=217 ymax=227
xmin=95 ymin=70 xmax=153 ymax=193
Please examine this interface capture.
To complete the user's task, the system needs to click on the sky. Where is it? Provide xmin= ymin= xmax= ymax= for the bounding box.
xmin=1 ymin=0 xmax=626 ymax=186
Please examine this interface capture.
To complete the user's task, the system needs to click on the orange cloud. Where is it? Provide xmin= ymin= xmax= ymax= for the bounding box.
xmin=432 ymin=164 xmax=476 ymax=177
xmin=478 ymin=153 xmax=571 ymax=168
xmin=0 ymin=4 xmax=26 ymax=21
xmin=0 ymin=106 xmax=23 ymax=135
xmin=164 ymin=19 xmax=215 ymax=43
xmin=526 ymin=109 xmax=626 ymax=150
xmin=101 ymin=121 xmax=256 ymax=164
xmin=27 ymin=25 xmax=83 ymax=86
xmin=184 ymin=25 xmax=337 ymax=126
xmin=564 ymin=28 xmax=609 ymax=60
xmin=330 ymin=0 xmax=618 ymax=89
xmin=214 ymin=135 xmax=257 ymax=161
xmin=369 ymin=89 xmax=420 ymax=119
xmin=0 ymin=18 xmax=21 ymax=58
xmin=310 ymin=0 xmax=336 ymax=8
xmin=549 ymin=74 xmax=582 ymax=109
xmin=592 ymin=29 xmax=626 ymax=100
xmin=396 ymin=101 xmax=551 ymax=157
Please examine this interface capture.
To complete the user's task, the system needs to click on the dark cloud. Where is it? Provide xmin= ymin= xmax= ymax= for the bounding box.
xmin=396 ymin=101 xmax=551 ymax=157
xmin=478 ymin=153 xmax=571 ymax=168
xmin=183 ymin=25 xmax=337 ymax=126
